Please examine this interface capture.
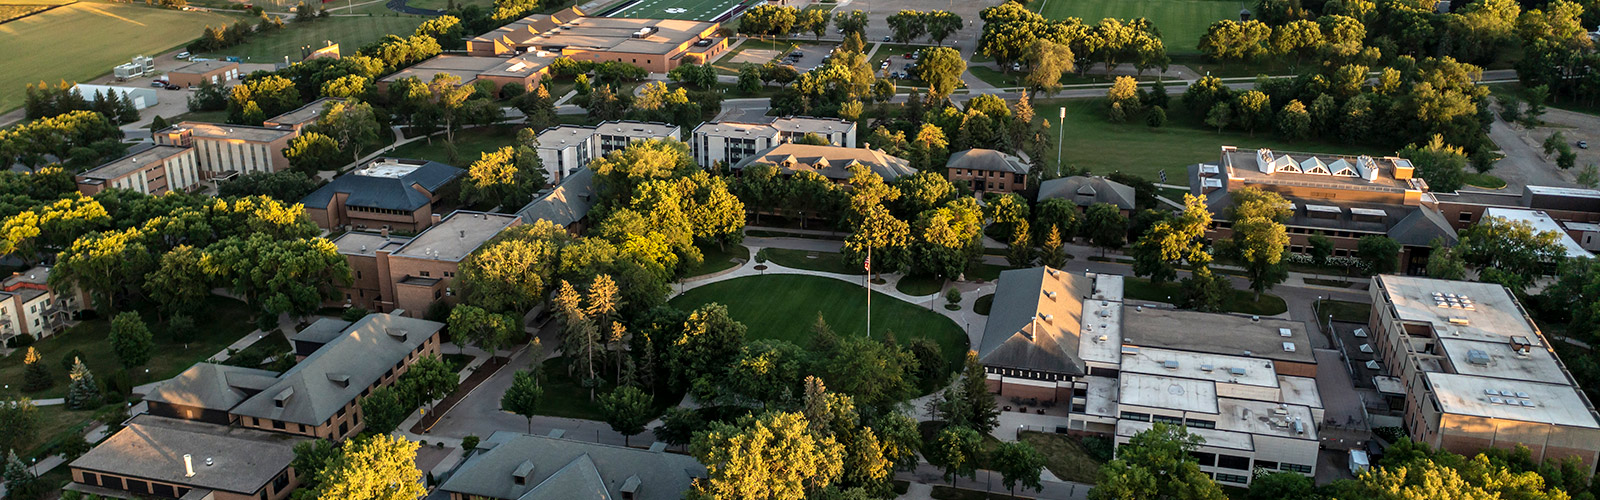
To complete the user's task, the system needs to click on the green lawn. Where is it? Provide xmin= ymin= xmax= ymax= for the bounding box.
xmin=761 ymin=248 xmax=866 ymax=275
xmin=0 ymin=295 xmax=259 ymax=400
xmin=0 ymin=1 xmax=240 ymax=113
xmin=1034 ymin=97 xmax=1395 ymax=182
xmin=406 ymin=0 xmax=489 ymax=12
xmin=1123 ymin=276 xmax=1289 ymax=315
xmin=1318 ymin=299 xmax=1372 ymax=323
xmin=1028 ymin=0 xmax=1239 ymax=55
xmin=1019 ymin=430 xmax=1103 ymax=484
xmin=198 ymin=15 xmax=425 ymax=64
xmin=608 ymin=0 xmax=749 ymax=20
xmin=389 ymin=125 xmax=522 ymax=168
xmin=710 ymin=39 xmax=795 ymax=75
xmin=1464 ymin=172 xmax=1508 ymax=189
xmin=669 ymin=275 xmax=970 ymax=368
xmin=688 ymin=244 xmax=749 ymax=277
xmin=964 ymin=262 xmax=1014 ymax=282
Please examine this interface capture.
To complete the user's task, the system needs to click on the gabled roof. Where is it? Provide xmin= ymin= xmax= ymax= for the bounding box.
xmin=730 ymin=143 xmax=914 ymax=181
xmin=1387 ymin=206 xmax=1459 ymax=246
xmin=946 ymin=148 xmax=1029 ymax=174
xmin=144 ymin=363 xmax=281 ymax=412
xmin=300 ymin=158 xmax=462 ymax=212
xmin=516 ymin=167 xmax=596 ymax=227
xmin=977 ymin=267 xmax=1091 ymax=376
xmin=69 ymin=415 xmax=303 ymax=495
xmin=440 ymin=431 xmax=703 ymax=500
xmin=1036 ymin=176 xmax=1137 ymax=210
xmin=231 ymin=313 xmax=443 ymax=425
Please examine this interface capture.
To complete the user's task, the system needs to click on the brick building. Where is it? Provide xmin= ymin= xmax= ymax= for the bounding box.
xmin=301 ymin=158 xmax=463 ymax=232
xmin=466 ymin=7 xmax=729 ymax=73
xmin=730 ymin=143 xmax=915 ymax=183
xmin=1035 ymin=176 xmax=1137 ymax=215
xmin=691 ymin=116 xmax=857 ymax=167
xmin=378 ymin=53 xmax=554 ymax=94
xmin=328 ymin=211 xmax=522 ymax=315
xmin=946 ymin=148 xmax=1029 ymax=195
xmin=166 ymin=60 xmax=239 ymax=88
xmin=534 ymin=121 xmax=680 ymax=183
xmin=0 ymin=266 xmax=88 ymax=346
xmin=155 ymin=122 xmax=297 ymax=178
xmin=76 ymin=144 xmax=202 ymax=195
xmin=67 ymin=414 xmax=303 ymax=500
xmin=262 ymin=97 xmax=343 ymax=132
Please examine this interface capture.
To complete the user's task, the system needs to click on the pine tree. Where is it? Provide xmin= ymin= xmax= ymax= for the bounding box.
xmin=955 ymin=352 xmax=999 ymax=434
xmin=1040 ymin=226 xmax=1068 ymax=268
xmin=21 ymin=347 xmax=51 ymax=392
xmin=66 ymin=357 xmax=102 ymax=410
xmin=149 ymin=115 xmax=170 ymax=133
xmin=117 ymin=91 xmax=141 ymax=124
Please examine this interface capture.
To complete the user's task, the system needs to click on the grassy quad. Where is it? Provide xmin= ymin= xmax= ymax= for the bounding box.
xmin=197 ymin=15 xmax=426 ymax=64
xmin=1032 ymin=97 xmax=1396 ymax=182
xmin=669 ymin=274 xmax=971 ymax=371
xmin=0 ymin=1 xmax=240 ymax=113
xmin=1027 ymin=0 xmax=1239 ymax=55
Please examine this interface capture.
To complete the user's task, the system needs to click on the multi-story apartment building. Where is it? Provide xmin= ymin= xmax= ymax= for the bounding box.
xmin=690 ymin=116 xmax=857 ymax=167
xmin=328 ymin=211 xmax=522 ymax=315
xmin=946 ymin=148 xmax=1030 ymax=195
xmin=0 ymin=266 xmax=88 ymax=345
xmin=1369 ymin=275 xmax=1600 ymax=472
xmin=1189 ymin=146 xmax=1457 ymax=274
xmin=979 ymin=267 xmax=1324 ymax=486
xmin=301 ymin=158 xmax=463 ymax=232
xmin=154 ymin=122 xmax=296 ymax=178
xmin=729 ymin=143 xmax=916 ymax=183
xmin=76 ymin=145 xmax=202 ymax=195
xmin=466 ymin=7 xmax=729 ymax=73
xmin=534 ymin=121 xmax=679 ymax=183
xmin=377 ymin=53 xmax=554 ymax=94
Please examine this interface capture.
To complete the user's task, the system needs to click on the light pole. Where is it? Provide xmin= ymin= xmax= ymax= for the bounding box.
xmin=1056 ymin=106 xmax=1066 ymax=176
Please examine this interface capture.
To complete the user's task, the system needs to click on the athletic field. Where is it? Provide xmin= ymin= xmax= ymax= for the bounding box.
xmin=1029 ymin=0 xmax=1241 ymax=55
xmin=606 ymin=0 xmax=752 ymax=21
xmin=0 ymin=1 xmax=237 ymax=113
xmin=199 ymin=16 xmax=425 ymax=64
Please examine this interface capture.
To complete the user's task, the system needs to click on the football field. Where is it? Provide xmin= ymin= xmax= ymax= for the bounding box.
xmin=1029 ymin=0 xmax=1240 ymax=54
xmin=606 ymin=0 xmax=751 ymax=21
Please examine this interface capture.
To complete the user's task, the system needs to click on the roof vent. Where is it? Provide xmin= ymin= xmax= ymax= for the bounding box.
xmin=387 ymin=328 xmax=408 ymax=342
xmin=1200 ymin=364 xmax=1213 ymax=372
xmin=1282 ymin=342 xmax=1296 ymax=353
xmin=1163 ymin=360 xmax=1180 ymax=370
xmin=1466 ymin=349 xmax=1491 ymax=365
xmin=273 ymin=387 xmax=294 ymax=408
xmin=512 ymin=460 xmax=535 ymax=485
xmin=1121 ymin=345 xmax=1140 ymax=356
xmin=1040 ymin=313 xmax=1053 ymax=323
xmin=1278 ymin=328 xmax=1292 ymax=338
xmin=1448 ymin=316 xmax=1470 ymax=326
xmin=327 ymin=373 xmax=351 ymax=387
xmin=1043 ymin=290 xmax=1056 ymax=299
xmin=1095 ymin=334 xmax=1109 ymax=343
xmin=620 ymin=475 xmax=642 ymax=498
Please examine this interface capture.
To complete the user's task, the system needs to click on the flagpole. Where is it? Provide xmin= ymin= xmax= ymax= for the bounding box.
xmin=866 ymin=245 xmax=872 ymax=339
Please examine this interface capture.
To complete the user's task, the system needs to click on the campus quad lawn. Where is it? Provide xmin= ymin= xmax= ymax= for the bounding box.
xmin=0 ymin=295 xmax=259 ymax=400
xmin=1318 ymin=299 xmax=1372 ymax=323
xmin=1027 ymin=0 xmax=1238 ymax=56
xmin=1033 ymin=98 xmax=1394 ymax=182
xmin=389 ymin=125 xmax=522 ymax=168
xmin=607 ymin=0 xmax=751 ymax=21
xmin=0 ymin=1 xmax=238 ymax=113
xmin=199 ymin=15 xmax=425 ymax=64
xmin=1123 ymin=276 xmax=1289 ymax=316
xmin=761 ymin=248 xmax=865 ymax=275
xmin=688 ymin=244 xmax=750 ymax=277
xmin=669 ymin=274 xmax=970 ymax=369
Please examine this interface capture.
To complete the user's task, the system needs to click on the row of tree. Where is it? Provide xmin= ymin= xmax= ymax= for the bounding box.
xmin=22 ymin=81 xmax=139 ymax=124
xmin=978 ymin=3 xmax=1169 ymax=82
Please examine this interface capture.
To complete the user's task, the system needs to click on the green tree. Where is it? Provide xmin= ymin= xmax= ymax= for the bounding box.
xmin=21 ymin=347 xmax=52 ymax=391
xmin=218 ymin=171 xmax=321 ymax=202
xmin=844 ymin=204 xmax=911 ymax=275
xmin=1205 ymin=101 xmax=1232 ymax=133
xmin=457 ymin=220 xmax=566 ymax=313
xmin=314 ymin=434 xmax=427 ymax=500
xmin=65 ymin=357 xmax=100 ymax=409
xmin=1247 ymin=471 xmax=1313 ymax=500
xmin=1358 ymin=235 xmax=1403 ymax=274
xmin=1276 ymin=100 xmax=1311 ymax=139
xmin=1234 ymin=90 xmax=1271 ymax=135
xmin=1090 ymin=423 xmax=1225 ymax=500
xmin=691 ymin=411 xmax=846 ymax=500
xmin=924 ymin=426 xmax=982 ymax=485
xmin=1024 ymin=38 xmax=1074 ymax=97
xmin=918 ymin=47 xmax=966 ymax=101
xmin=359 ymin=386 xmax=407 ymax=435
xmin=940 ymin=352 xmax=1000 ymax=434
xmin=1040 ymin=225 xmax=1069 ymax=268
xmin=207 ymin=235 xmax=350 ymax=321
xmin=993 ymin=441 xmax=1046 ymax=496
xmin=1425 ymin=239 xmax=1468 ymax=280
xmin=399 ymin=354 xmax=458 ymax=410
xmin=310 ymin=100 xmax=383 ymax=162
xmin=0 ymin=398 xmax=40 ymax=454
xmin=666 ymin=303 xmax=747 ymax=387
xmin=1130 ymin=194 xmax=1212 ymax=285
xmin=145 ymin=245 xmax=212 ymax=317
xmin=1083 ymin=203 xmax=1128 ymax=257
xmin=599 ymin=385 xmax=654 ymax=446
xmin=1400 ymin=134 xmax=1470 ymax=193
xmin=284 ymin=132 xmax=342 ymax=173
xmin=1178 ymin=265 xmax=1232 ymax=312
xmin=1307 ymin=232 xmax=1334 ymax=266
xmin=108 ymin=311 xmax=153 ymax=370
xmin=1456 ymin=215 xmax=1568 ymax=294
xmin=1006 ymin=223 xmax=1034 ymax=267
xmin=500 ymin=367 xmax=543 ymax=433
xmin=447 ymin=305 xmax=517 ymax=356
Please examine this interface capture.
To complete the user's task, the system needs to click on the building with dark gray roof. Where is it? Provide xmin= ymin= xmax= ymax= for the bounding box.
xmin=947 ymin=148 xmax=1030 ymax=196
xmin=230 ymin=313 xmax=444 ymax=440
xmin=303 ymin=158 xmax=463 ymax=232
xmin=67 ymin=414 xmax=305 ymax=500
xmin=978 ymin=267 xmax=1097 ymax=403
xmin=440 ymin=431 xmax=705 ymax=500
xmin=515 ymin=166 xmax=596 ymax=232
xmin=1036 ymin=176 xmax=1137 ymax=213
xmin=144 ymin=363 xmax=281 ymax=425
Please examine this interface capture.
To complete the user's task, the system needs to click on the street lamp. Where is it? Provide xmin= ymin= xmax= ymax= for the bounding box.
xmin=1056 ymin=107 xmax=1066 ymax=175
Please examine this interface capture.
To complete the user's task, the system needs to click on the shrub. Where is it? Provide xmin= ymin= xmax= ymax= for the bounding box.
xmin=341 ymin=307 xmax=372 ymax=322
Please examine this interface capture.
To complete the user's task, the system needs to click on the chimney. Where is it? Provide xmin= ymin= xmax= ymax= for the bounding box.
xmin=380 ymin=227 xmax=390 ymax=239
xmin=184 ymin=454 xmax=195 ymax=478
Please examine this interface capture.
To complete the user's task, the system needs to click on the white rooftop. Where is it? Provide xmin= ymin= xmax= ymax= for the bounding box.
xmin=1438 ymin=337 xmax=1572 ymax=385
xmin=1216 ymin=397 xmax=1318 ymax=440
xmin=1278 ymin=376 xmax=1324 ymax=409
xmin=1482 ymin=207 xmax=1592 ymax=258
xmin=1117 ymin=419 xmax=1254 ymax=451
xmin=1082 ymin=375 xmax=1120 ymax=417
xmin=1377 ymin=275 xmax=1541 ymax=345
xmin=1119 ymin=347 xmax=1280 ymax=388
xmin=1089 ymin=273 xmax=1125 ymax=302
xmin=1119 ymin=373 xmax=1218 ymax=414
xmin=354 ymin=160 xmax=424 ymax=179
xmin=1076 ymin=299 xmax=1124 ymax=365
xmin=1425 ymin=372 xmax=1599 ymax=428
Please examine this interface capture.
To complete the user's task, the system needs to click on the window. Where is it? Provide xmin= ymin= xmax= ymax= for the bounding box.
xmin=1458 ymin=212 xmax=1473 ymax=223
xmin=81 ymin=472 xmax=99 ymax=487
xmin=1215 ymin=473 xmax=1249 ymax=484
xmin=421 ymin=271 xmax=431 ymax=277
xmin=1184 ymin=418 xmax=1216 ymax=429
xmin=1216 ymin=454 xmax=1251 ymax=470
xmin=127 ymin=479 xmax=150 ymax=494
xmin=272 ymin=420 xmax=286 ymax=430
xmin=339 ymin=422 xmax=349 ymax=437
xmin=1189 ymin=451 xmax=1216 ymax=466
xmin=1254 ymin=460 xmax=1278 ymax=470
xmin=1152 ymin=415 xmax=1185 ymax=426
xmin=274 ymin=471 xmax=290 ymax=492
xmin=1281 ymin=463 xmax=1313 ymax=474
xmin=1119 ymin=412 xmax=1150 ymax=422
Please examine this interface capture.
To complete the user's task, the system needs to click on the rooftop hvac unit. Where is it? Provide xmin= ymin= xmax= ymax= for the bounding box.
xmin=1282 ymin=342 xmax=1296 ymax=353
xmin=1229 ymin=367 xmax=1247 ymax=376
xmin=1200 ymin=364 xmax=1214 ymax=372
xmin=1466 ymin=349 xmax=1491 ymax=365
xmin=1163 ymin=360 xmax=1179 ymax=370
xmin=1448 ymin=316 xmax=1470 ymax=326
xmin=1278 ymin=328 xmax=1292 ymax=338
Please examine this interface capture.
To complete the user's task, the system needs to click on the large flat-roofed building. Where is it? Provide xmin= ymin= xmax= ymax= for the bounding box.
xmin=262 ymin=97 xmax=342 ymax=132
xmin=466 ymin=7 xmax=730 ymax=73
xmin=1191 ymin=147 xmax=1457 ymax=274
xmin=155 ymin=121 xmax=297 ymax=177
xmin=979 ymin=267 xmax=1324 ymax=486
xmin=1369 ymin=275 xmax=1600 ymax=471
xmin=690 ymin=116 xmax=857 ymax=167
xmin=166 ymin=60 xmax=240 ymax=88
xmin=947 ymin=148 xmax=1030 ymax=196
xmin=377 ymin=53 xmax=555 ymax=94
xmin=231 ymin=313 xmax=444 ymax=440
xmin=1480 ymin=207 xmax=1593 ymax=258
xmin=328 ymin=211 xmax=521 ymax=315
xmin=67 ymin=414 xmax=304 ymax=500
xmin=730 ymin=143 xmax=915 ymax=182
xmin=76 ymin=144 xmax=202 ymax=195
xmin=1436 ymin=185 xmax=1600 ymax=232
xmin=0 ymin=266 xmax=87 ymax=345
xmin=535 ymin=121 xmax=680 ymax=182
xmin=440 ymin=431 xmax=705 ymax=500
xmin=301 ymin=158 xmax=464 ymax=232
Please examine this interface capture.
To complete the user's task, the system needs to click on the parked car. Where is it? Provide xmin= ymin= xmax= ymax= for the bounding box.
xmin=882 ymin=35 xmax=891 ymax=42
xmin=165 ymin=84 xmax=181 ymax=90
xmin=902 ymin=52 xmax=913 ymax=59
xmin=791 ymin=50 xmax=804 ymax=58
xmin=176 ymin=51 xmax=191 ymax=60
xmin=149 ymin=80 xmax=166 ymax=87
xmin=1011 ymin=62 xmax=1023 ymax=71
xmin=1580 ymin=141 xmax=1589 ymax=149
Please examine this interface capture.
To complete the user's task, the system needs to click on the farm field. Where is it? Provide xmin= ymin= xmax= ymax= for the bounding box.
xmin=1028 ymin=0 xmax=1239 ymax=55
xmin=0 ymin=1 xmax=238 ymax=113
xmin=198 ymin=15 xmax=425 ymax=64
xmin=606 ymin=0 xmax=750 ymax=21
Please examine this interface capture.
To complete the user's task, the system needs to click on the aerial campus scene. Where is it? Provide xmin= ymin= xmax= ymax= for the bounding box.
xmin=2 ymin=0 xmax=1600 ymax=498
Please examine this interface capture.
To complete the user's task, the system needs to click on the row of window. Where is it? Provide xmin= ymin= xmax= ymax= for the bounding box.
xmin=78 ymin=471 xmax=192 ymax=499
xmin=348 ymin=205 xmax=417 ymax=216
xmin=1121 ymin=412 xmax=1214 ymax=429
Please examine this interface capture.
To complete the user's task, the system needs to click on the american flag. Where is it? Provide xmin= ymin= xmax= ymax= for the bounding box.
xmin=863 ymin=256 xmax=870 ymax=271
